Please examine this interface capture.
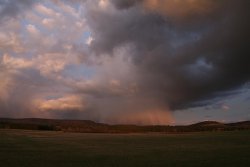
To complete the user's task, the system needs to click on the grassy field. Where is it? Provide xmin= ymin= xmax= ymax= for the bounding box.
xmin=0 ymin=130 xmax=250 ymax=167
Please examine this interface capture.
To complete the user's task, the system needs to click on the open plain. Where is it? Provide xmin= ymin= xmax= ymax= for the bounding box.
xmin=1 ymin=129 xmax=250 ymax=167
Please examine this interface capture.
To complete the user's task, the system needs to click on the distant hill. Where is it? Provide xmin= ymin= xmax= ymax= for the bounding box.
xmin=227 ymin=121 xmax=250 ymax=128
xmin=190 ymin=121 xmax=224 ymax=127
xmin=0 ymin=118 xmax=250 ymax=133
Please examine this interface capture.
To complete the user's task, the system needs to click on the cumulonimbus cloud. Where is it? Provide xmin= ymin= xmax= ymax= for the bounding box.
xmin=86 ymin=0 xmax=250 ymax=111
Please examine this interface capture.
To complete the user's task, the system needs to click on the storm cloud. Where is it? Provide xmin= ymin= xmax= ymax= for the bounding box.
xmin=86 ymin=0 xmax=250 ymax=110
xmin=0 ymin=0 xmax=249 ymax=124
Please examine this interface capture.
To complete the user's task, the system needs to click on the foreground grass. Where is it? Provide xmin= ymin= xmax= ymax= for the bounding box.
xmin=0 ymin=130 xmax=250 ymax=167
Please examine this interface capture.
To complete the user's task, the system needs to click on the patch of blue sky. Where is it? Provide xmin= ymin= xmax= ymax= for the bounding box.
xmin=75 ymin=31 xmax=92 ymax=45
xmin=41 ymin=1 xmax=89 ymax=45
xmin=61 ymin=0 xmax=82 ymax=10
xmin=19 ymin=20 xmax=40 ymax=57
xmin=63 ymin=64 xmax=96 ymax=80
xmin=20 ymin=10 xmax=47 ymax=37
xmin=42 ymin=0 xmax=61 ymax=14
xmin=46 ymin=0 xmax=82 ymax=18
xmin=82 ymin=31 xmax=91 ymax=39
xmin=20 ymin=18 xmax=30 ymax=37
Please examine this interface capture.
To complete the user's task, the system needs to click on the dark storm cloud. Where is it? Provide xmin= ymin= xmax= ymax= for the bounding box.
xmin=0 ymin=0 xmax=34 ymax=22
xmin=110 ymin=0 xmax=142 ymax=9
xmin=86 ymin=0 xmax=250 ymax=110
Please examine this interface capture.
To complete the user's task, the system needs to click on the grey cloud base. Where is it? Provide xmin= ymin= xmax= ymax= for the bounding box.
xmin=87 ymin=0 xmax=250 ymax=110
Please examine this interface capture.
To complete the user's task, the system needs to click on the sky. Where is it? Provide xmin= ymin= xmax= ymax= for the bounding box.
xmin=0 ymin=0 xmax=250 ymax=125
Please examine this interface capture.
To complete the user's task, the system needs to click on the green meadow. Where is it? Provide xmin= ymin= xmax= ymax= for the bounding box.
xmin=0 ymin=129 xmax=250 ymax=167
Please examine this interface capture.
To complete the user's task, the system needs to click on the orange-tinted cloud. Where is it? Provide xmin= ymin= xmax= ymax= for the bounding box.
xmin=143 ymin=0 xmax=217 ymax=20
xmin=37 ymin=95 xmax=84 ymax=111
